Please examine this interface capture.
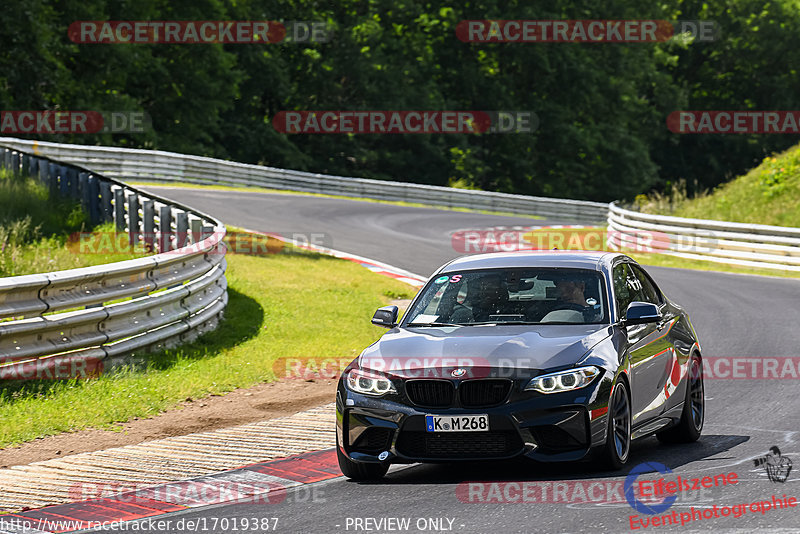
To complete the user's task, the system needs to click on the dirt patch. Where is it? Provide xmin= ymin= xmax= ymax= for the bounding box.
xmin=0 ymin=378 xmax=337 ymax=468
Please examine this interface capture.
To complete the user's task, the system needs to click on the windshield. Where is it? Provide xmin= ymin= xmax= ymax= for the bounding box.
xmin=404 ymin=268 xmax=608 ymax=326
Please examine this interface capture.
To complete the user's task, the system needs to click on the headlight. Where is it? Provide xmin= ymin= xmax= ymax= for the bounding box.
xmin=345 ymin=369 xmax=396 ymax=396
xmin=525 ymin=366 xmax=600 ymax=394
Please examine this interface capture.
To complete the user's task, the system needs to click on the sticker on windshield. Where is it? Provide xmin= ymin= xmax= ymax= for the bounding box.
xmin=586 ymin=297 xmax=598 ymax=306
xmin=449 ymin=274 xmax=462 ymax=283
xmin=434 ymin=275 xmax=449 ymax=284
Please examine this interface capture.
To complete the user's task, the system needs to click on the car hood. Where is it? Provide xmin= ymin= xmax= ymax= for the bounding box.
xmin=359 ymin=324 xmax=612 ymax=376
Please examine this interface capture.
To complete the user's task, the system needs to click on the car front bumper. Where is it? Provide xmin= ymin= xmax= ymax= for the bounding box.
xmin=336 ymin=371 xmax=615 ymax=465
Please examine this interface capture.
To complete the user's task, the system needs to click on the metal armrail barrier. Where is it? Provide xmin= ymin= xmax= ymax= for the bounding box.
xmin=0 ymin=137 xmax=609 ymax=224
xmin=607 ymin=202 xmax=800 ymax=272
xmin=0 ymin=144 xmax=228 ymax=380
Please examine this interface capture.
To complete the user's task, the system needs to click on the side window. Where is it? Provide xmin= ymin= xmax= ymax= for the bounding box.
xmin=612 ymin=264 xmax=633 ymax=317
xmin=630 ymin=265 xmax=662 ymax=305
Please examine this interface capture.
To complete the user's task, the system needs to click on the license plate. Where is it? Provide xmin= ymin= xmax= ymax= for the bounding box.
xmin=425 ymin=414 xmax=489 ymax=432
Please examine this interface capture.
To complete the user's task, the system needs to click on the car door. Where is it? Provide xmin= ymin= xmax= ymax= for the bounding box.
xmin=613 ymin=262 xmax=673 ymax=426
xmin=629 ymin=263 xmax=682 ymax=415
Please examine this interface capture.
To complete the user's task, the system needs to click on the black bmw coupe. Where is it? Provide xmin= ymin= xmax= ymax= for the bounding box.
xmin=336 ymin=252 xmax=704 ymax=480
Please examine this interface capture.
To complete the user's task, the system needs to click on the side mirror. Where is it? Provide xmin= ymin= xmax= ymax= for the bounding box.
xmin=624 ymin=301 xmax=661 ymax=325
xmin=371 ymin=305 xmax=398 ymax=328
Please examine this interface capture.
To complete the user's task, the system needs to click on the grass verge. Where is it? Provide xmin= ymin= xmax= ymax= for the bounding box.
xmin=0 ymin=239 xmax=414 ymax=448
xmin=0 ymin=170 xmax=150 ymax=276
xmin=636 ymin=143 xmax=800 ymax=228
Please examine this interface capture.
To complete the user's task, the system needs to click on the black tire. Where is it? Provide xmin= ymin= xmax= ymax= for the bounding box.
xmin=336 ymin=435 xmax=389 ymax=481
xmin=599 ymin=379 xmax=631 ymax=470
xmin=657 ymin=353 xmax=704 ymax=444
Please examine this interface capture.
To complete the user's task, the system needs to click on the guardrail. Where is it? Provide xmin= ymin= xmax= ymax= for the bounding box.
xmin=607 ymin=202 xmax=800 ymax=272
xmin=0 ymin=138 xmax=609 ymax=224
xmin=0 ymin=144 xmax=228 ymax=380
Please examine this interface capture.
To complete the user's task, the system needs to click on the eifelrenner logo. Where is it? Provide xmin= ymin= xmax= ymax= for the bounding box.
xmin=0 ymin=111 xmax=149 ymax=134
xmin=273 ymin=111 xmax=537 ymax=134
xmin=68 ymin=21 xmax=287 ymax=44
xmin=667 ymin=111 xmax=800 ymax=134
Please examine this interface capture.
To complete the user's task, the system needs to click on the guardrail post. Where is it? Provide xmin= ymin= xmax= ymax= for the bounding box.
xmin=68 ymin=167 xmax=79 ymax=199
xmin=190 ymin=218 xmax=202 ymax=244
xmin=99 ymin=181 xmax=113 ymax=223
xmin=21 ymin=154 xmax=29 ymax=177
xmin=29 ymin=156 xmax=39 ymax=179
xmin=58 ymin=165 xmax=69 ymax=196
xmin=48 ymin=162 xmax=59 ymax=198
xmin=114 ymin=188 xmax=126 ymax=231
xmin=11 ymin=152 xmax=20 ymax=177
xmin=159 ymin=206 xmax=172 ymax=252
xmin=128 ymin=193 xmax=140 ymax=245
xmin=39 ymin=158 xmax=49 ymax=184
xmin=88 ymin=176 xmax=101 ymax=224
xmin=176 ymin=212 xmax=189 ymax=248
xmin=79 ymin=172 xmax=90 ymax=214
xmin=143 ymin=200 xmax=155 ymax=251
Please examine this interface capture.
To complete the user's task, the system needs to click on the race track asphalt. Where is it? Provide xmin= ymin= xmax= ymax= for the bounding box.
xmin=91 ymin=187 xmax=800 ymax=534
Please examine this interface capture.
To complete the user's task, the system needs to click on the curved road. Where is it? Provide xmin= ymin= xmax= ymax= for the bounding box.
xmin=101 ymin=187 xmax=800 ymax=533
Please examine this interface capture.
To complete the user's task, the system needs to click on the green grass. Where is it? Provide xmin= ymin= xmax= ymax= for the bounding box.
xmin=637 ymin=143 xmax=800 ymax=228
xmin=126 ymin=180 xmax=544 ymax=220
xmin=0 ymin=242 xmax=414 ymax=447
xmin=0 ymin=170 xmax=150 ymax=277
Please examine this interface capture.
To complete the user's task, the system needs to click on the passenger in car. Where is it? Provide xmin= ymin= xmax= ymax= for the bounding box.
xmin=450 ymin=274 xmax=509 ymax=323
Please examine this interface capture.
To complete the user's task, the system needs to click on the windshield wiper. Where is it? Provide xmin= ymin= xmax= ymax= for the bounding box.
xmin=466 ymin=321 xmax=541 ymax=325
xmin=406 ymin=322 xmax=464 ymax=327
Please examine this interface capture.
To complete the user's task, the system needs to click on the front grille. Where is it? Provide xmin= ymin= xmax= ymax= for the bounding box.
xmin=405 ymin=380 xmax=454 ymax=407
xmin=459 ymin=379 xmax=512 ymax=407
xmin=351 ymin=427 xmax=394 ymax=453
xmin=396 ymin=430 xmax=523 ymax=458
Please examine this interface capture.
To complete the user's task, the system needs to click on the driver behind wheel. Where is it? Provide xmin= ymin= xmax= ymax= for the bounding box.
xmin=529 ymin=273 xmax=602 ymax=323
xmin=554 ymin=277 xmax=590 ymax=307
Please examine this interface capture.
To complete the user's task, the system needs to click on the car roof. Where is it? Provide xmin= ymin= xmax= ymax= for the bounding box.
xmin=438 ymin=251 xmax=623 ymax=273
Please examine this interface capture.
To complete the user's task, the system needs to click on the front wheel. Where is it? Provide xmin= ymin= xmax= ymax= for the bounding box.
xmin=657 ymin=353 xmax=704 ymax=444
xmin=336 ymin=435 xmax=389 ymax=481
xmin=599 ymin=379 xmax=631 ymax=470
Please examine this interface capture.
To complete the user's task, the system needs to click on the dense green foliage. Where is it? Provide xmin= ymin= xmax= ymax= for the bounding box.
xmin=2 ymin=0 xmax=800 ymax=201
